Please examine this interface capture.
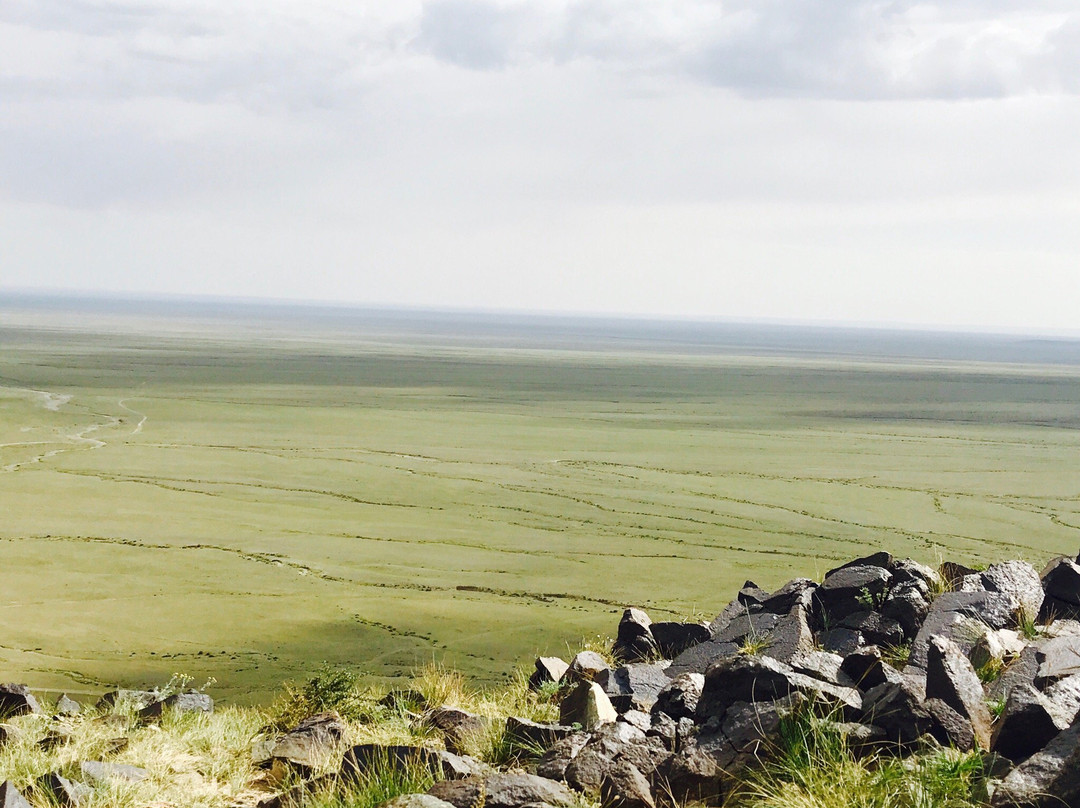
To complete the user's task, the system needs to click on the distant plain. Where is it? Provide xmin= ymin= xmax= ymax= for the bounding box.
xmin=2 ymin=296 xmax=1080 ymax=702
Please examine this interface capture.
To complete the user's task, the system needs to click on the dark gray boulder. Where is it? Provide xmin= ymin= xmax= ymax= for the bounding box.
xmin=598 ymin=664 xmax=672 ymax=714
xmin=696 ymin=654 xmax=861 ymax=722
xmin=650 ymin=623 xmax=711 ymax=659
xmin=714 ymin=611 xmax=781 ymax=645
xmin=139 ymin=691 xmax=214 ymax=720
xmin=826 ymin=552 xmax=893 ymax=578
xmin=427 ymin=707 xmax=486 ymax=754
xmin=889 ymin=558 xmax=940 ymax=589
xmin=535 ymin=733 xmax=590 ymax=781
xmin=666 ymin=640 xmax=740 ymax=677
xmin=818 ymin=627 xmax=864 ymax=656
xmin=861 ymin=677 xmax=939 ymax=745
xmin=924 ymin=697 xmax=976 ymax=751
xmin=760 ymin=579 xmax=817 ymax=615
xmin=788 ymin=651 xmax=853 ymax=687
xmin=1042 ymin=557 xmax=1080 ymax=608
xmin=428 ymin=773 xmax=575 ymax=808
xmin=268 ymin=712 xmax=346 ymax=770
xmin=613 ymin=608 xmax=659 ymax=663
xmin=992 ymin=683 xmax=1072 ymax=763
xmin=342 ymin=744 xmax=481 ymax=782
xmin=881 ymin=583 xmax=931 ymax=640
xmin=0 ymin=685 xmax=41 ymax=718
xmin=761 ymin=606 xmax=815 ymax=664
xmin=989 ymin=643 xmax=1041 ymax=702
xmin=814 ymin=564 xmax=892 ymax=623
xmin=737 ymin=581 xmax=770 ymax=609
xmin=940 ymin=561 xmax=979 ymax=590
xmin=529 ymin=657 xmax=569 ymax=690
xmin=601 ymin=760 xmax=654 ymax=808
xmin=925 ymin=635 xmax=993 ymax=750
xmin=504 ymin=717 xmax=576 ymax=750
xmin=257 ymin=774 xmax=337 ymax=808
xmin=651 ymin=673 xmax=704 ymax=720
xmin=991 ymin=719 xmax=1080 ymax=807
xmin=837 ymin=611 xmax=904 ymax=647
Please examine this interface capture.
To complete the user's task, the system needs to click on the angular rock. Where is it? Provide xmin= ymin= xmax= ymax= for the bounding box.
xmin=79 ymin=761 xmax=148 ymax=783
xmin=981 ymin=561 xmax=1044 ymax=620
xmin=841 ymin=646 xmax=901 ymax=691
xmin=708 ymin=598 xmax=750 ymax=637
xmin=613 ymin=608 xmax=659 ymax=663
xmin=992 ymin=683 xmax=1072 ymax=763
xmin=1042 ymin=674 xmax=1080 ymax=723
xmin=818 ymin=627 xmax=864 ymax=656
xmin=535 ymin=733 xmax=590 ymax=781
xmin=991 ymin=720 xmax=1080 ymax=807
xmin=651 ymin=673 xmax=704 ymax=720
xmin=427 ymin=707 xmax=486 ymax=754
xmin=989 ymin=643 xmax=1042 ymax=702
xmin=599 ymin=664 xmax=672 ymax=714
xmin=714 ymin=611 xmax=781 ymax=645
xmin=379 ymin=796 xmax=457 ymax=808
xmin=861 ymin=677 xmax=940 ymax=745
xmin=908 ymin=591 xmax=1016 ymax=672
xmin=601 ymin=760 xmax=655 ymax=808
xmin=341 ymin=744 xmax=479 ymax=781
xmin=737 ymin=581 xmax=770 ymax=609
xmin=270 ymin=712 xmax=346 ymax=769
xmin=889 ymin=558 xmax=940 ymax=589
xmin=762 ymin=606 xmax=815 ymax=664
xmin=428 ymin=773 xmax=575 ymax=808
xmin=970 ymin=628 xmax=1026 ymax=670
xmin=55 ymin=695 xmax=81 ymax=717
xmin=825 ymin=721 xmax=888 ymax=755
xmin=1033 ymin=634 xmax=1080 ymax=686
xmin=760 ymin=578 xmax=817 ymax=615
xmin=837 ymin=610 xmax=904 ymax=647
xmin=257 ymin=774 xmax=337 ymax=808
xmin=881 ymin=583 xmax=931 ymax=641
xmin=0 ymin=685 xmax=41 ymax=718
xmin=827 ymin=552 xmax=893 ymax=578
xmin=561 ymin=651 xmax=611 ymax=685
xmin=649 ymin=622 xmax=711 ymax=659
xmin=666 ymin=640 xmax=740 ymax=677
xmin=560 ymin=681 xmax=618 ymax=730
xmin=940 ymin=561 xmax=979 ymax=590
xmin=925 ymin=635 xmax=993 ymax=750
xmin=1042 ymin=556 xmax=1080 ymax=607
xmin=924 ymin=697 xmax=976 ymax=751
xmin=619 ymin=710 xmax=653 ymax=733
xmin=788 ymin=650 xmax=853 ymax=687
xmin=529 ymin=657 xmax=569 ymax=690
xmin=0 ymin=782 xmax=30 ymax=808
xmin=504 ymin=717 xmax=576 ymax=750
xmin=696 ymin=654 xmax=861 ymax=722
xmin=36 ymin=774 xmax=91 ymax=807
xmin=814 ymin=564 xmax=892 ymax=623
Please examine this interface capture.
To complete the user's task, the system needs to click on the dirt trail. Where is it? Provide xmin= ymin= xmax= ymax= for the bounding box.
xmin=0 ymin=385 xmax=123 ymax=473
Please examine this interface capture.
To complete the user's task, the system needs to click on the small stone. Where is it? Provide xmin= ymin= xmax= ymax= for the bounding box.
xmin=379 ymin=796 xmax=458 ymax=808
xmin=561 ymin=652 xmax=611 ymax=685
xmin=814 ymin=564 xmax=892 ymax=623
xmin=504 ymin=717 xmax=576 ymax=750
xmin=598 ymin=664 xmax=671 ymax=714
xmin=601 ymin=760 xmax=655 ymax=808
xmin=651 ymin=673 xmax=704 ymax=720
xmin=55 ymin=695 xmax=81 ymax=716
xmin=981 ymin=561 xmax=1044 ymax=620
xmin=79 ymin=761 xmax=148 ymax=783
xmin=428 ymin=774 xmax=575 ymax=808
xmin=427 ymin=707 xmax=486 ymax=754
xmin=0 ymin=781 xmax=31 ymax=808
xmin=36 ymin=773 xmax=91 ymax=807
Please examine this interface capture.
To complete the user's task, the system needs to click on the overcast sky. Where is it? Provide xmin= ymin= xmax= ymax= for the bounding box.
xmin=2 ymin=0 xmax=1080 ymax=331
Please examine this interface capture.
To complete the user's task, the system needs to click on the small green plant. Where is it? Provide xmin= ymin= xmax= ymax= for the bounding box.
xmin=988 ymin=697 xmax=1007 ymax=720
xmin=303 ymin=745 xmax=439 ymax=808
xmin=975 ymin=656 xmax=1006 ymax=685
xmin=856 ymin=586 xmax=885 ymax=610
xmin=1017 ymin=607 xmax=1041 ymax=640
xmin=879 ymin=642 xmax=912 ymax=669
xmin=738 ymin=634 xmax=772 ymax=656
xmin=268 ymin=664 xmax=370 ymax=729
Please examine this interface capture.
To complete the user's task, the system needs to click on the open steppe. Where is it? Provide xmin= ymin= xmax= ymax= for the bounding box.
xmin=2 ymin=296 xmax=1079 ymax=702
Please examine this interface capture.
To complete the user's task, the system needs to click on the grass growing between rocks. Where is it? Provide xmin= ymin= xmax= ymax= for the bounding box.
xmin=727 ymin=709 xmax=988 ymax=808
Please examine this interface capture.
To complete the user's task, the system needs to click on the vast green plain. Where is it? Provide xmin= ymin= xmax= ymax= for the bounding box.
xmin=2 ymin=296 xmax=1080 ymax=702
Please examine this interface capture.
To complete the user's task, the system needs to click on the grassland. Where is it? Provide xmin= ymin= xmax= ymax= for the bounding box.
xmin=2 ymin=297 xmax=1080 ymax=702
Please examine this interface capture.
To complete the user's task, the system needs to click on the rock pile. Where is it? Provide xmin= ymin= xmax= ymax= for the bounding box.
xmin=320 ymin=551 xmax=1080 ymax=808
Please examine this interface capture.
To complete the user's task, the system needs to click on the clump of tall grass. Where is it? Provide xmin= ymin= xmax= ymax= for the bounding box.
xmin=726 ymin=706 xmax=988 ymax=808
